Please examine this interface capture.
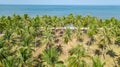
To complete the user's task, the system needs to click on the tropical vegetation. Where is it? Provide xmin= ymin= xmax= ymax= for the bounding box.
xmin=0 ymin=14 xmax=120 ymax=67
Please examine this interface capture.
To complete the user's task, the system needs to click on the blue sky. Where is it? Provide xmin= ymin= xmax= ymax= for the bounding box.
xmin=0 ymin=0 xmax=120 ymax=5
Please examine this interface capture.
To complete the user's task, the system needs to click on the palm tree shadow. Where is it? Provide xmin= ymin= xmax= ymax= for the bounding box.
xmin=106 ymin=50 xmax=117 ymax=58
xmin=117 ymin=57 xmax=120 ymax=66
xmin=94 ymin=49 xmax=102 ymax=56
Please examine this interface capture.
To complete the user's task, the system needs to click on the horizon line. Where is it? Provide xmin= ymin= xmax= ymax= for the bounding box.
xmin=0 ymin=4 xmax=120 ymax=6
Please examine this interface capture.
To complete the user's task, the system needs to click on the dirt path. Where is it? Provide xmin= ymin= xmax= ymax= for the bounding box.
xmin=33 ymin=45 xmax=46 ymax=57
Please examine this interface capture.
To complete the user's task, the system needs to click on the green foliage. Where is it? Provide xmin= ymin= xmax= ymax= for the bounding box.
xmin=41 ymin=47 xmax=65 ymax=67
xmin=0 ymin=14 xmax=119 ymax=67
xmin=1 ymin=56 xmax=18 ymax=67
xmin=68 ymin=45 xmax=90 ymax=67
xmin=92 ymin=56 xmax=105 ymax=67
xmin=0 ymin=47 xmax=33 ymax=67
xmin=18 ymin=47 xmax=32 ymax=62
xmin=63 ymin=28 xmax=72 ymax=44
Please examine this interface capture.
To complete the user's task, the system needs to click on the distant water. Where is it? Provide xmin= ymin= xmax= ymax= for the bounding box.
xmin=0 ymin=5 xmax=120 ymax=19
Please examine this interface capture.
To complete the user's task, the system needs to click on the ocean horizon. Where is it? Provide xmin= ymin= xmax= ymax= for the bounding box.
xmin=0 ymin=5 xmax=120 ymax=19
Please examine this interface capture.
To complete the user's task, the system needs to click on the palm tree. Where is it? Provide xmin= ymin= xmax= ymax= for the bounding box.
xmin=1 ymin=56 xmax=18 ymax=67
xmin=3 ymin=29 xmax=13 ymax=46
xmin=66 ymin=13 xmax=75 ymax=24
xmin=40 ymin=29 xmax=54 ymax=48
xmin=115 ymin=36 xmax=120 ymax=46
xmin=86 ymin=22 xmax=98 ymax=50
xmin=67 ymin=45 xmax=91 ymax=67
xmin=21 ymin=33 xmax=33 ymax=46
xmin=63 ymin=28 xmax=72 ymax=44
xmin=41 ymin=47 xmax=65 ymax=67
xmin=0 ymin=16 xmax=8 ymax=34
xmin=0 ymin=46 xmax=19 ymax=67
xmin=17 ymin=47 xmax=33 ymax=66
xmin=92 ymin=56 xmax=105 ymax=67
xmin=73 ymin=15 xmax=82 ymax=27
xmin=23 ymin=14 xmax=30 ymax=20
xmin=0 ymin=35 xmax=5 ymax=48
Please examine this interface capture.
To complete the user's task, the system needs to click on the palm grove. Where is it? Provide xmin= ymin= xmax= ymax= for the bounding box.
xmin=0 ymin=14 xmax=120 ymax=67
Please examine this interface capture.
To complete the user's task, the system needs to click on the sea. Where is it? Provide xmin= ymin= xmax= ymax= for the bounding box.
xmin=0 ymin=5 xmax=120 ymax=19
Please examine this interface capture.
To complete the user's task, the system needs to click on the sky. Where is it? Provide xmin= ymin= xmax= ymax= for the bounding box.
xmin=0 ymin=0 xmax=120 ymax=5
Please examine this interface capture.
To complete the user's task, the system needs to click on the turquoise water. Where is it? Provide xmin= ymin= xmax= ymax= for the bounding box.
xmin=0 ymin=5 xmax=120 ymax=19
